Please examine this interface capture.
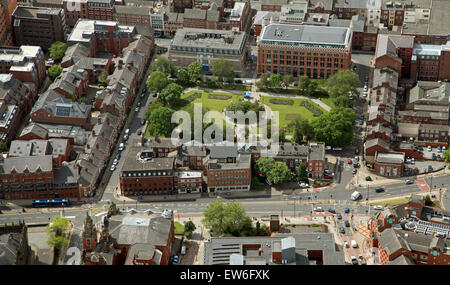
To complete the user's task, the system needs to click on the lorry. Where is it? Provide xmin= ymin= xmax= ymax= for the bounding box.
xmin=351 ymin=191 xmax=361 ymax=201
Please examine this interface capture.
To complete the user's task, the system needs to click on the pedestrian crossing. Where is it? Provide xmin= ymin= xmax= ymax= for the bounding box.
xmin=88 ymin=205 xmax=108 ymax=216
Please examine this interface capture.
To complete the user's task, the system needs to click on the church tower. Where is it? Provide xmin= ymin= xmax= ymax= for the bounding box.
xmin=82 ymin=212 xmax=97 ymax=252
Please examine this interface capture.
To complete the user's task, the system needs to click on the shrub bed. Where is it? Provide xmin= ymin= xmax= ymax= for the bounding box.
xmin=299 ymin=100 xmax=323 ymax=117
xmin=184 ymin=92 xmax=202 ymax=103
xmin=269 ymin=98 xmax=294 ymax=105
xmin=208 ymin=94 xmax=232 ymax=100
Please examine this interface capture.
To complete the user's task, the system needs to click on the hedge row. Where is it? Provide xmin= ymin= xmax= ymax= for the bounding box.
xmin=208 ymin=94 xmax=232 ymax=100
xmin=299 ymin=100 xmax=323 ymax=117
xmin=269 ymin=98 xmax=294 ymax=105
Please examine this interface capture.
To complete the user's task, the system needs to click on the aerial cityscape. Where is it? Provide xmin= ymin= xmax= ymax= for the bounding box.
xmin=0 ymin=0 xmax=450 ymax=268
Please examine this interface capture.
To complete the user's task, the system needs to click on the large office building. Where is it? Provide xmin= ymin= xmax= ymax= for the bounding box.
xmin=257 ymin=24 xmax=352 ymax=78
xmin=12 ymin=6 xmax=67 ymax=50
xmin=168 ymin=28 xmax=250 ymax=73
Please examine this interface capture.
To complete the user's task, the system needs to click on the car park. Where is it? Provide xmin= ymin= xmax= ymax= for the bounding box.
xmin=375 ymin=187 xmax=385 ymax=193
xmin=405 ymin=179 xmax=414 ymax=185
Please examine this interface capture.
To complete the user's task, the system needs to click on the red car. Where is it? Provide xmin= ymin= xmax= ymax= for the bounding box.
xmin=347 ymin=158 xmax=352 ymax=164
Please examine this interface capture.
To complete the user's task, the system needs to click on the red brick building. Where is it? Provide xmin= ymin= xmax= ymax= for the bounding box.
xmin=373 ymin=34 xmax=414 ymax=79
xmin=0 ymin=0 xmax=17 ymax=46
xmin=410 ymin=42 xmax=450 ymax=82
xmin=83 ymin=210 xmax=175 ymax=265
xmin=87 ymin=0 xmax=114 ymax=21
xmin=373 ymin=151 xmax=404 ymax=177
xmin=175 ymin=170 xmax=203 ymax=193
xmin=257 ymin=24 xmax=352 ymax=78
xmin=8 ymin=139 xmax=70 ymax=167
xmin=120 ymin=148 xmax=176 ymax=197
xmin=0 ymin=46 xmax=46 ymax=88
xmin=0 ymin=155 xmax=80 ymax=201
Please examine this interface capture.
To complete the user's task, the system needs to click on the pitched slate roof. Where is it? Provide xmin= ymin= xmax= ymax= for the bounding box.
xmin=31 ymin=89 xmax=91 ymax=120
xmin=0 ymin=155 xmax=53 ymax=174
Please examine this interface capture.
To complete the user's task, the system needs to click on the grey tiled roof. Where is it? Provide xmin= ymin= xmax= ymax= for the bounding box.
xmin=31 ymin=89 xmax=91 ymax=120
xmin=19 ymin=124 xmax=48 ymax=139
xmin=0 ymin=155 xmax=53 ymax=174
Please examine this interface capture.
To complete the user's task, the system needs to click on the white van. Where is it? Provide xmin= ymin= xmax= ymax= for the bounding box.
xmin=351 ymin=240 xmax=358 ymax=248
xmin=351 ymin=191 xmax=361 ymax=201
xmin=125 ymin=128 xmax=130 ymax=135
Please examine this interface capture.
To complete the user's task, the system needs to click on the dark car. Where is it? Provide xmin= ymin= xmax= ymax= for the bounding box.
xmin=355 ymin=148 xmax=360 ymax=155
xmin=235 ymin=80 xmax=243 ymax=84
xmin=328 ymin=208 xmax=336 ymax=214
xmin=141 ymin=119 xmax=146 ymax=125
xmin=345 ymin=220 xmax=350 ymax=227
xmin=337 ymin=213 xmax=342 ymax=219
xmin=428 ymin=165 xmax=433 ymax=172
xmin=339 ymin=226 xmax=345 ymax=234
xmin=375 ymin=187 xmax=385 ymax=193
xmin=137 ymin=130 xmax=142 ymax=136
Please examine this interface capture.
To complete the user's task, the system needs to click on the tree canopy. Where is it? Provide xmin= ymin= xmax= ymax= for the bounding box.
xmin=159 ymin=82 xmax=184 ymax=107
xmin=326 ymin=70 xmax=360 ymax=107
xmin=176 ymin=68 xmax=190 ymax=86
xmin=311 ymin=107 xmax=356 ymax=147
xmin=98 ymin=69 xmax=108 ymax=86
xmin=269 ymin=74 xmax=283 ymax=89
xmin=256 ymin=157 xmax=292 ymax=184
xmin=151 ymin=55 xmax=176 ymax=76
xmin=187 ymin=62 xmax=204 ymax=83
xmin=46 ymin=216 xmax=69 ymax=250
xmin=148 ymin=107 xmax=176 ymax=137
xmin=288 ymin=117 xmax=313 ymax=143
xmin=49 ymin=41 xmax=67 ymax=61
xmin=202 ymin=200 xmax=253 ymax=236
xmin=146 ymin=71 xmax=170 ymax=93
xmin=212 ymin=58 xmax=235 ymax=82
xmin=444 ymin=150 xmax=450 ymax=163
xmin=256 ymin=73 xmax=269 ymax=89
xmin=48 ymin=65 xmax=62 ymax=81
xmin=297 ymin=162 xmax=308 ymax=182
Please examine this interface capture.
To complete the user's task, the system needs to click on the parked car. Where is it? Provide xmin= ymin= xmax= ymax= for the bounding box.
xmin=141 ymin=119 xmax=146 ymax=125
xmin=344 ymin=241 xmax=349 ymax=248
xmin=299 ymin=182 xmax=309 ymax=188
xmin=352 ymin=169 xmax=357 ymax=174
xmin=328 ymin=208 xmax=336 ymax=214
xmin=118 ymin=143 xmax=125 ymax=151
xmin=110 ymin=165 xmax=116 ymax=172
xmin=115 ymin=153 xmax=121 ymax=160
xmin=359 ymin=119 xmax=363 ymax=125
xmin=344 ymin=207 xmax=350 ymax=214
xmin=437 ymin=146 xmax=442 ymax=153
xmin=428 ymin=165 xmax=433 ymax=172
xmin=152 ymin=93 xmax=157 ymax=97
xmin=373 ymin=205 xmax=383 ymax=210
xmin=351 ymin=256 xmax=358 ymax=265
xmin=355 ymin=148 xmax=360 ymax=155
xmin=351 ymin=240 xmax=358 ymax=248
xmin=235 ymin=79 xmax=243 ymax=84
xmin=345 ymin=220 xmax=350 ymax=227
xmin=123 ymin=134 xmax=129 ymax=141
xmin=337 ymin=213 xmax=342 ymax=219
xmin=347 ymin=158 xmax=352 ymax=164
xmin=405 ymin=179 xmax=414 ymax=185
xmin=125 ymin=129 xmax=130 ymax=135
xmin=135 ymin=107 xmax=140 ymax=112
xmin=427 ymin=146 xmax=432 ymax=152
xmin=339 ymin=226 xmax=345 ymax=234
xmin=137 ymin=130 xmax=142 ymax=136
xmin=137 ymin=102 xmax=142 ymax=107
xmin=314 ymin=207 xmax=324 ymax=212
xmin=375 ymin=187 xmax=385 ymax=193
xmin=358 ymin=255 xmax=365 ymax=265
xmin=140 ymin=92 xmax=145 ymax=98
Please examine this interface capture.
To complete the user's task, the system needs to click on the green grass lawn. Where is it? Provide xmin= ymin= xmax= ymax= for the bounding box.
xmin=259 ymin=96 xmax=326 ymax=129
xmin=319 ymin=97 xmax=335 ymax=109
xmin=174 ymin=221 xmax=184 ymax=235
xmin=177 ymin=90 xmax=243 ymax=113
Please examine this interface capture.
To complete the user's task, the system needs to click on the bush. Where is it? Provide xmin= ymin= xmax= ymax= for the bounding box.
xmin=365 ymin=176 xmax=372 ymax=181
xmin=269 ymin=98 xmax=294 ymax=105
xmin=208 ymin=94 xmax=232 ymax=100
xmin=184 ymin=92 xmax=202 ymax=103
xmin=299 ymin=100 xmax=323 ymax=117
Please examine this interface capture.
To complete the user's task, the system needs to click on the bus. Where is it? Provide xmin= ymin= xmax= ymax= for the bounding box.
xmin=32 ymin=199 xmax=70 ymax=208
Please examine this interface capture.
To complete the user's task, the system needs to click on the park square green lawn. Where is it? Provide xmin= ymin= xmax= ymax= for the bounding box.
xmin=177 ymin=90 xmax=243 ymax=113
xmin=174 ymin=221 xmax=184 ymax=235
xmin=259 ymin=96 xmax=327 ymax=129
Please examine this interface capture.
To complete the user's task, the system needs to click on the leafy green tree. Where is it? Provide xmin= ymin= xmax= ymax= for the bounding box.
xmin=222 ymin=201 xmax=252 ymax=235
xmin=305 ymin=80 xmax=318 ymax=97
xmin=326 ymin=70 xmax=360 ymax=99
xmin=212 ymin=58 xmax=235 ymax=82
xmin=202 ymin=199 xmax=225 ymax=234
xmin=47 ymin=235 xmax=69 ymax=250
xmin=184 ymin=221 xmax=196 ymax=233
xmin=256 ymin=157 xmax=276 ymax=177
xmin=160 ymin=82 xmax=183 ymax=107
xmin=297 ymin=162 xmax=308 ymax=181
xmin=176 ymin=68 xmax=190 ymax=86
xmin=67 ymin=93 xmax=76 ymax=102
xmin=78 ymin=97 xmax=88 ymax=104
xmin=46 ymin=216 xmax=70 ymax=264
xmin=98 ymin=69 xmax=108 ymax=86
xmin=288 ymin=117 xmax=312 ymax=143
xmin=49 ymin=41 xmax=67 ymax=61
xmin=146 ymin=71 xmax=170 ymax=93
xmin=298 ymin=76 xmax=310 ymax=94
xmin=267 ymin=162 xmax=292 ymax=184
xmin=48 ymin=64 xmax=63 ymax=81
xmin=332 ymin=95 xmax=351 ymax=107
xmin=146 ymin=100 xmax=164 ymax=121
xmin=443 ymin=149 xmax=450 ymax=163
xmin=311 ymin=107 xmax=356 ymax=147
xmin=0 ymin=141 xmax=8 ymax=153
xmin=256 ymin=73 xmax=269 ymax=89
xmin=187 ymin=62 xmax=203 ymax=83
xmin=148 ymin=107 xmax=176 ymax=137
xmin=269 ymin=74 xmax=283 ymax=89
xmin=283 ymin=74 xmax=294 ymax=88
xmin=151 ymin=55 xmax=176 ymax=76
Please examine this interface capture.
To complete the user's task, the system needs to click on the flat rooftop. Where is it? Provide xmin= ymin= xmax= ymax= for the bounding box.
xmin=259 ymin=24 xmax=351 ymax=47
xmin=13 ymin=6 xmax=61 ymax=18
xmin=122 ymin=147 xmax=175 ymax=172
xmin=170 ymin=28 xmax=247 ymax=51
xmin=402 ymin=0 xmax=450 ymax=36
